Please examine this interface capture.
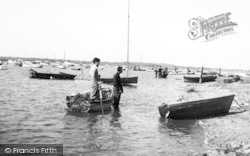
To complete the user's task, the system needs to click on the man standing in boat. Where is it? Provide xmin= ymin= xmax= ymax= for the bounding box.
xmin=113 ymin=66 xmax=123 ymax=109
xmin=89 ymin=57 xmax=102 ymax=100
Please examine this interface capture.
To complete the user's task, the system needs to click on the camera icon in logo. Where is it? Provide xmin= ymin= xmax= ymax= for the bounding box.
xmin=5 ymin=148 xmax=11 ymax=153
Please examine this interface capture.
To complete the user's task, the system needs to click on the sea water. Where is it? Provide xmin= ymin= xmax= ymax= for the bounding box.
xmin=0 ymin=65 xmax=208 ymax=155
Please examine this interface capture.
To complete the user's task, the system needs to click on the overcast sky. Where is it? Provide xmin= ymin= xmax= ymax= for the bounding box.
xmin=0 ymin=0 xmax=249 ymax=69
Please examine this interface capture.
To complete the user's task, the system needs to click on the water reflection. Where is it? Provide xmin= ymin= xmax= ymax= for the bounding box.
xmin=65 ymin=109 xmax=112 ymax=118
xmin=63 ymin=109 xmax=112 ymax=154
xmin=108 ymin=108 xmax=123 ymax=152
xmin=110 ymin=108 xmax=121 ymax=128
xmin=158 ymin=118 xmax=206 ymax=154
xmin=63 ymin=109 xmax=123 ymax=155
xmin=158 ymin=118 xmax=203 ymax=135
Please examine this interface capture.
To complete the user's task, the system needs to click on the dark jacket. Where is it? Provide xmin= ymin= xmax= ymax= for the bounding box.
xmin=113 ymin=73 xmax=123 ymax=93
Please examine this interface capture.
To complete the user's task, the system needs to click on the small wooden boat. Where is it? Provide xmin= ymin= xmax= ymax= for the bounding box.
xmin=133 ymin=66 xmax=146 ymax=71
xmin=58 ymin=65 xmax=66 ymax=69
xmin=22 ymin=61 xmax=43 ymax=68
xmin=186 ymin=72 xmax=195 ymax=75
xmin=15 ymin=61 xmax=22 ymax=66
xmin=0 ymin=65 xmax=8 ymax=70
xmin=71 ymin=67 xmax=82 ymax=70
xmin=101 ymin=76 xmax=138 ymax=85
xmin=158 ymin=94 xmax=235 ymax=119
xmin=66 ymin=88 xmax=114 ymax=112
xmin=223 ymin=75 xmax=241 ymax=83
xmin=184 ymin=75 xmax=217 ymax=83
xmin=54 ymin=72 xmax=77 ymax=80
xmin=29 ymin=69 xmax=76 ymax=80
xmin=223 ymin=78 xmax=235 ymax=83
xmin=133 ymin=68 xmax=146 ymax=71
xmin=29 ymin=69 xmax=51 ymax=79
xmin=168 ymin=71 xmax=186 ymax=75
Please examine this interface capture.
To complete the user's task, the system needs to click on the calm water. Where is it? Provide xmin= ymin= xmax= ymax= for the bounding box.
xmin=0 ymin=65 xmax=206 ymax=155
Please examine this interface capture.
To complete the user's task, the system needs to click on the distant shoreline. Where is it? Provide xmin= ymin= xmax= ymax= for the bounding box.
xmin=0 ymin=56 xmax=249 ymax=72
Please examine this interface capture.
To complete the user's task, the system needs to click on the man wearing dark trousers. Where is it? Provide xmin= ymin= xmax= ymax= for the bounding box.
xmin=113 ymin=66 xmax=123 ymax=109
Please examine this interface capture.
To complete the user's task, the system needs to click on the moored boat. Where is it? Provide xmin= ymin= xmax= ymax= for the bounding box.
xmin=29 ymin=69 xmax=76 ymax=80
xmin=184 ymin=75 xmax=217 ymax=83
xmin=29 ymin=69 xmax=51 ymax=79
xmin=71 ymin=66 xmax=82 ymax=70
xmin=54 ymin=72 xmax=77 ymax=80
xmin=15 ymin=60 xmax=22 ymax=66
xmin=168 ymin=71 xmax=186 ymax=75
xmin=58 ymin=65 xmax=66 ymax=69
xmin=158 ymin=94 xmax=235 ymax=119
xmin=101 ymin=76 xmax=138 ymax=85
xmin=0 ymin=65 xmax=8 ymax=70
xmin=133 ymin=66 xmax=146 ymax=71
xmin=22 ymin=61 xmax=43 ymax=68
xmin=66 ymin=88 xmax=114 ymax=112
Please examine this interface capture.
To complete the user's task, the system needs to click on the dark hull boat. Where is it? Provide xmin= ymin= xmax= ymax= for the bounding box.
xmin=66 ymin=88 xmax=114 ymax=112
xmin=184 ymin=75 xmax=217 ymax=83
xmin=101 ymin=76 xmax=138 ymax=85
xmin=29 ymin=69 xmax=76 ymax=80
xmin=133 ymin=69 xmax=146 ymax=71
xmin=54 ymin=72 xmax=77 ymax=80
xmin=158 ymin=94 xmax=234 ymax=119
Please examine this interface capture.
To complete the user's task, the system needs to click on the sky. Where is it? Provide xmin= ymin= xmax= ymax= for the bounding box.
xmin=0 ymin=0 xmax=249 ymax=69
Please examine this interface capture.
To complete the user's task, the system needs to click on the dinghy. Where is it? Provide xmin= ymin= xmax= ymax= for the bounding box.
xmin=158 ymin=94 xmax=234 ymax=119
xmin=66 ymin=88 xmax=114 ymax=113
xmin=184 ymin=75 xmax=217 ymax=83
xmin=29 ymin=69 xmax=76 ymax=80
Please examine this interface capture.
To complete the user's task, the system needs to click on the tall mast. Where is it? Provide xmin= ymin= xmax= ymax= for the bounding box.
xmin=127 ymin=0 xmax=130 ymax=77
xmin=64 ymin=51 xmax=66 ymax=62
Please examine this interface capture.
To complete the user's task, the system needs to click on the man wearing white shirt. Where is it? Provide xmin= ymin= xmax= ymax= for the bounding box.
xmin=89 ymin=57 xmax=101 ymax=100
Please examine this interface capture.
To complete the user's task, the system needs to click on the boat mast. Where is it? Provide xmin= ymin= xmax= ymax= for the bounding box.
xmin=64 ymin=51 xmax=66 ymax=62
xmin=127 ymin=0 xmax=130 ymax=77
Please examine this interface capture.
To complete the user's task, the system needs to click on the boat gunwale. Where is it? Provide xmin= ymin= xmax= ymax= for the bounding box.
xmin=29 ymin=69 xmax=76 ymax=79
xmin=167 ymin=94 xmax=235 ymax=110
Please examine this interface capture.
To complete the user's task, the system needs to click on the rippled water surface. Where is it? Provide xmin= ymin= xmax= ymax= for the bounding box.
xmin=0 ymin=66 xmax=206 ymax=155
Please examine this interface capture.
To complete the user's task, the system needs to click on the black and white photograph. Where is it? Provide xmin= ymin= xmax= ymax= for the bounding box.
xmin=1 ymin=0 xmax=250 ymax=155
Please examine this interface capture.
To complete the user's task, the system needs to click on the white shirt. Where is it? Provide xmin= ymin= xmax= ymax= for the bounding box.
xmin=89 ymin=64 xmax=99 ymax=82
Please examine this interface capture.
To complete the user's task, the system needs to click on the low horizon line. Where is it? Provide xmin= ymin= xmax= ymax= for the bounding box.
xmin=0 ymin=55 xmax=248 ymax=71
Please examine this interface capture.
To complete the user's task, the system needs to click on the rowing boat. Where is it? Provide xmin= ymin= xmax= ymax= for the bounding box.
xmin=29 ymin=69 xmax=76 ymax=80
xmin=184 ymin=75 xmax=217 ymax=83
xmin=22 ymin=61 xmax=43 ymax=68
xmin=66 ymin=88 xmax=114 ymax=112
xmin=101 ymin=76 xmax=138 ymax=85
xmin=0 ymin=65 xmax=8 ymax=70
xmin=158 ymin=94 xmax=234 ymax=119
